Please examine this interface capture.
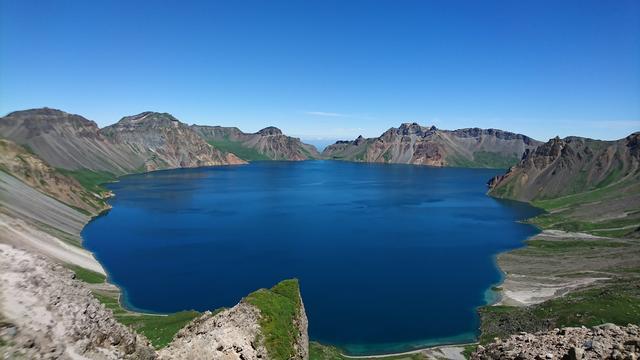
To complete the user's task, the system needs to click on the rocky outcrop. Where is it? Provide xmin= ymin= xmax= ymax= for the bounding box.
xmin=473 ymin=323 xmax=640 ymax=360
xmin=488 ymin=133 xmax=640 ymax=201
xmin=159 ymin=279 xmax=309 ymax=360
xmin=322 ymin=123 xmax=540 ymax=168
xmin=0 ymin=108 xmax=245 ymax=175
xmin=0 ymin=244 xmax=156 ymax=359
xmin=101 ymin=112 xmax=245 ymax=171
xmin=192 ymin=125 xmax=321 ymax=161
xmin=158 ymin=304 xmax=267 ymax=360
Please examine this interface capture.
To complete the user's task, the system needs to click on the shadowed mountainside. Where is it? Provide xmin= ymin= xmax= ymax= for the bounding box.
xmin=192 ymin=124 xmax=321 ymax=161
xmin=322 ymin=123 xmax=541 ymax=168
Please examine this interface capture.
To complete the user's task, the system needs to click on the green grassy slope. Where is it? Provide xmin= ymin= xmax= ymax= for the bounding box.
xmin=245 ymin=279 xmax=303 ymax=359
xmin=207 ymin=139 xmax=271 ymax=161
xmin=92 ymin=291 xmax=200 ymax=348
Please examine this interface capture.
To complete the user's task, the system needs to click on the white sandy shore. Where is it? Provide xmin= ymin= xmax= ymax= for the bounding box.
xmin=340 ymin=343 xmax=471 ymax=359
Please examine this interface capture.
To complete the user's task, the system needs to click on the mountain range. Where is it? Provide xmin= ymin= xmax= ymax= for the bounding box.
xmin=322 ymin=122 xmax=541 ymax=168
xmin=0 ymin=107 xmax=639 ymax=359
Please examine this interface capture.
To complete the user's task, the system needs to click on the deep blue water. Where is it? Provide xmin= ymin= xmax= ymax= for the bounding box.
xmin=83 ymin=161 xmax=540 ymax=355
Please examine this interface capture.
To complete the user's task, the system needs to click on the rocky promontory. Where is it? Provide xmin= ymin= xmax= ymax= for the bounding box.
xmin=473 ymin=324 xmax=640 ymax=360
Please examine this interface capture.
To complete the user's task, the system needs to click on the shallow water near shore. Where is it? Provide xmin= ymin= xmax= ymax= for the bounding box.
xmin=83 ymin=160 xmax=541 ymax=355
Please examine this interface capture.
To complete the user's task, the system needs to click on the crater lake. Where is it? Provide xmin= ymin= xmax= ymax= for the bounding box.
xmin=82 ymin=160 xmax=541 ymax=355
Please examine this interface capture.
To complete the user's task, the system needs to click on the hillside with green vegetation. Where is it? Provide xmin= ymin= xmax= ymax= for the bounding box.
xmin=478 ymin=132 xmax=640 ymax=352
xmin=245 ymin=279 xmax=306 ymax=359
xmin=193 ymin=124 xmax=321 ymax=161
xmin=490 ymin=133 xmax=640 ymax=238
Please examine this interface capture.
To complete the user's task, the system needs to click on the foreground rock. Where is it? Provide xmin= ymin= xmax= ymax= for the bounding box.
xmin=473 ymin=324 xmax=640 ymax=360
xmin=0 ymin=244 xmax=155 ymax=359
xmin=160 ymin=279 xmax=309 ymax=360
xmin=158 ymin=304 xmax=267 ymax=360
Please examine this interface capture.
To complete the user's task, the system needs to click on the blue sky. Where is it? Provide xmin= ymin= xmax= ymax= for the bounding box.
xmin=1 ymin=0 xmax=638 ymax=146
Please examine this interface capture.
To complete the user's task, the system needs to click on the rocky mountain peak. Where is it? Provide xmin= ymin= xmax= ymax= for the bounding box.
xmin=116 ymin=112 xmax=180 ymax=127
xmin=257 ymin=126 xmax=283 ymax=136
xmin=398 ymin=122 xmax=426 ymax=135
xmin=2 ymin=108 xmax=100 ymax=130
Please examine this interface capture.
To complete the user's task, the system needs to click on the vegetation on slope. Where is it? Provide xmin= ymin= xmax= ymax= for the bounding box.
xmin=207 ymin=138 xmax=271 ymax=161
xmin=67 ymin=262 xmax=199 ymax=349
xmin=92 ymin=290 xmax=199 ymax=349
xmin=448 ymin=151 xmax=520 ymax=169
xmin=479 ymin=134 xmax=640 ymax=348
xmin=479 ymin=282 xmax=640 ymax=344
xmin=309 ymin=342 xmax=429 ymax=360
xmin=56 ymin=168 xmax=116 ymax=195
xmin=245 ymin=279 xmax=303 ymax=360
xmin=66 ymin=264 xmax=107 ymax=284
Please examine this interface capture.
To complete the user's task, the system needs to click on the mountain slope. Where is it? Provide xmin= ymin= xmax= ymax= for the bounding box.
xmin=101 ymin=112 xmax=245 ymax=171
xmin=192 ymin=125 xmax=321 ymax=161
xmin=0 ymin=108 xmax=246 ymax=175
xmin=0 ymin=108 xmax=144 ymax=174
xmin=489 ymin=133 xmax=640 ymax=237
xmin=322 ymin=123 xmax=541 ymax=168
xmin=0 ymin=139 xmax=110 ymax=215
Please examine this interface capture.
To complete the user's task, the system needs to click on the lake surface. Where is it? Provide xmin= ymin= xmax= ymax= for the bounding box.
xmin=83 ymin=161 xmax=540 ymax=355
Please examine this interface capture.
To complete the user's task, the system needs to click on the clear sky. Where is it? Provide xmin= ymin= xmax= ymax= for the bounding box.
xmin=1 ymin=0 xmax=638 ymax=146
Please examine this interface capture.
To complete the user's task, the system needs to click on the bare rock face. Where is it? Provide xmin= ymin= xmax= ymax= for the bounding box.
xmin=100 ymin=112 xmax=246 ymax=171
xmin=472 ymin=324 xmax=640 ymax=360
xmin=159 ymin=279 xmax=309 ymax=360
xmin=158 ymin=304 xmax=267 ymax=360
xmin=192 ymin=125 xmax=321 ymax=161
xmin=488 ymin=133 xmax=640 ymax=201
xmin=0 ymin=244 xmax=156 ymax=359
xmin=0 ymin=108 xmax=246 ymax=174
xmin=322 ymin=123 xmax=540 ymax=168
xmin=0 ymin=108 xmax=143 ymax=174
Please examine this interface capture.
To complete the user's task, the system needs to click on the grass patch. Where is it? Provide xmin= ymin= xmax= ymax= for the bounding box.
xmin=525 ymin=239 xmax=628 ymax=252
xmin=479 ymin=282 xmax=640 ymax=343
xmin=207 ymin=138 xmax=271 ymax=161
xmin=245 ymin=279 xmax=302 ymax=360
xmin=66 ymin=264 xmax=106 ymax=284
xmin=462 ymin=344 xmax=478 ymax=359
xmin=472 ymin=151 xmax=519 ymax=169
xmin=527 ymin=212 xmax=640 ymax=237
xmin=93 ymin=291 xmax=199 ymax=348
xmin=57 ymin=168 xmax=116 ymax=194
xmin=310 ymin=342 xmax=346 ymax=360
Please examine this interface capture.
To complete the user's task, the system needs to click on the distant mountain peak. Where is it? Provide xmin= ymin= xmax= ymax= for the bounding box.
xmin=257 ymin=126 xmax=282 ymax=136
xmin=117 ymin=112 xmax=179 ymax=126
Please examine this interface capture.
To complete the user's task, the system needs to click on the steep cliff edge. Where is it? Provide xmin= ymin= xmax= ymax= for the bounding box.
xmin=0 ymin=244 xmax=156 ymax=359
xmin=0 ymin=243 xmax=309 ymax=360
xmin=193 ymin=124 xmax=321 ymax=161
xmin=322 ymin=123 xmax=540 ymax=168
xmin=160 ymin=279 xmax=308 ymax=360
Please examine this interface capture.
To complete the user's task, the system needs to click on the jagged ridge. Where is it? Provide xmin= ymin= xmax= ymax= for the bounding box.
xmin=322 ymin=123 xmax=541 ymax=168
